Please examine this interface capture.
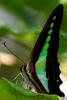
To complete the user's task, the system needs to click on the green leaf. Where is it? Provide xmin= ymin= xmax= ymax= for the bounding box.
xmin=0 ymin=78 xmax=59 ymax=100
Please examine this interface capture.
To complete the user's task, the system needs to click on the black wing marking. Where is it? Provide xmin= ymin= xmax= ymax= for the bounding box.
xmin=27 ymin=4 xmax=64 ymax=96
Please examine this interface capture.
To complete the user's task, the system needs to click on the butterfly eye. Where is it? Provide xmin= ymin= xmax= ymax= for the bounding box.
xmin=20 ymin=65 xmax=26 ymax=72
xmin=21 ymin=67 xmax=24 ymax=72
xmin=48 ymin=29 xmax=52 ymax=35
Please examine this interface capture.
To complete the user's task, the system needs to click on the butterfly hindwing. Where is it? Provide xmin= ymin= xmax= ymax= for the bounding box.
xmin=23 ymin=4 xmax=64 ymax=96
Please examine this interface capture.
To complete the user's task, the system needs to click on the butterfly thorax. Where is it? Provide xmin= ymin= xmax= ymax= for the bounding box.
xmin=20 ymin=64 xmax=38 ymax=92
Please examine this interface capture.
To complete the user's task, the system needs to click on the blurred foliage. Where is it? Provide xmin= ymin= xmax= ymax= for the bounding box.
xmin=0 ymin=0 xmax=67 ymax=33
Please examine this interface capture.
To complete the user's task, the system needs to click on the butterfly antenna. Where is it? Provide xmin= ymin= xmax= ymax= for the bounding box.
xmin=4 ymin=41 xmax=25 ymax=65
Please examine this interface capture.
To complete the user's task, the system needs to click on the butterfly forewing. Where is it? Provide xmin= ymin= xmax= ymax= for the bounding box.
xmin=22 ymin=4 xmax=64 ymax=96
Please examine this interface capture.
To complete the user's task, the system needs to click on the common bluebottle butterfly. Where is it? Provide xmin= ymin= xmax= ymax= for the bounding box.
xmin=14 ymin=4 xmax=64 ymax=97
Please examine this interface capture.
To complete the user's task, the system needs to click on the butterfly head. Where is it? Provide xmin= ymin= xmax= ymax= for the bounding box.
xmin=20 ymin=64 xmax=26 ymax=72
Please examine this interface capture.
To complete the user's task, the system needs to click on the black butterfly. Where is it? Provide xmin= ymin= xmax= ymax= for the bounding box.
xmin=20 ymin=4 xmax=64 ymax=96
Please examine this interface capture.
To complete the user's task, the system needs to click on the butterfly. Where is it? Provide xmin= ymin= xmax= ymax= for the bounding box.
xmin=14 ymin=4 xmax=64 ymax=97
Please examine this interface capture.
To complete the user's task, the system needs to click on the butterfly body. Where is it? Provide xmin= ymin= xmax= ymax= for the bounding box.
xmin=20 ymin=4 xmax=64 ymax=96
